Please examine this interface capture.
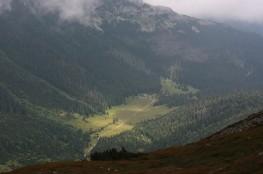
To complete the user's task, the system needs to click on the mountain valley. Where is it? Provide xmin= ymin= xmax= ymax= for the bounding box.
xmin=0 ymin=0 xmax=263 ymax=172
xmin=5 ymin=111 xmax=263 ymax=174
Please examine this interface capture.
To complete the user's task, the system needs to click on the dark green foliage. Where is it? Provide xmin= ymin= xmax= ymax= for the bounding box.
xmin=0 ymin=85 xmax=25 ymax=114
xmin=0 ymin=112 xmax=89 ymax=165
xmin=0 ymin=51 xmax=97 ymax=115
xmin=94 ymin=91 xmax=263 ymax=152
xmin=157 ymin=93 xmax=199 ymax=107
xmin=90 ymin=147 xmax=140 ymax=161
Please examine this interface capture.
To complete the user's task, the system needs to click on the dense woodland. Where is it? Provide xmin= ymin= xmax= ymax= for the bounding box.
xmin=91 ymin=147 xmax=140 ymax=161
xmin=0 ymin=84 xmax=89 ymax=168
xmin=1 ymin=0 xmax=263 ymax=117
xmin=94 ymin=91 xmax=263 ymax=152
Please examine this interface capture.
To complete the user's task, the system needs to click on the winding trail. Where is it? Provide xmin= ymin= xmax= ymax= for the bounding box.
xmin=79 ymin=95 xmax=173 ymax=159
xmin=84 ymin=133 xmax=100 ymax=160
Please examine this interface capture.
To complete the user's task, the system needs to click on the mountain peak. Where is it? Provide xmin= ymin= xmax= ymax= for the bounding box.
xmin=7 ymin=0 xmax=184 ymax=32
xmin=126 ymin=0 xmax=144 ymax=5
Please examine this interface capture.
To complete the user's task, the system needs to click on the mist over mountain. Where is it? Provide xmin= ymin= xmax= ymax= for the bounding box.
xmin=144 ymin=0 xmax=263 ymax=36
xmin=227 ymin=21 xmax=263 ymax=36
xmin=0 ymin=0 xmax=263 ymax=172
xmin=144 ymin=0 xmax=263 ymax=24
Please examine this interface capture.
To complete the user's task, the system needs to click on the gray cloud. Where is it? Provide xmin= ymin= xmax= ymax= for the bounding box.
xmin=32 ymin=0 xmax=104 ymax=28
xmin=36 ymin=0 xmax=101 ymax=24
xmin=0 ymin=0 xmax=12 ymax=13
xmin=0 ymin=0 xmax=102 ymax=27
xmin=144 ymin=0 xmax=263 ymax=23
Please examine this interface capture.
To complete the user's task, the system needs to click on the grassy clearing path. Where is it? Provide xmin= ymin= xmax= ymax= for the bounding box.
xmin=67 ymin=94 xmax=174 ymax=158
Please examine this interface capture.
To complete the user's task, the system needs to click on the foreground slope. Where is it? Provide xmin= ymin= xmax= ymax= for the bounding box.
xmin=6 ymin=112 xmax=263 ymax=174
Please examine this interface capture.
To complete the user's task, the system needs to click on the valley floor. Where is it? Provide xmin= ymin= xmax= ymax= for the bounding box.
xmin=66 ymin=94 xmax=173 ymax=157
xmin=6 ymin=112 xmax=263 ymax=174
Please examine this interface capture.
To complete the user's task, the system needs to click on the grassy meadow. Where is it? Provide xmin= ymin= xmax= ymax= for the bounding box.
xmin=68 ymin=94 xmax=173 ymax=138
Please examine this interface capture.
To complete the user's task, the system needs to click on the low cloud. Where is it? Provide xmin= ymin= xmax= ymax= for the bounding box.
xmin=36 ymin=0 xmax=101 ymax=25
xmin=144 ymin=0 xmax=263 ymax=23
xmin=0 ymin=0 xmax=12 ymax=13
xmin=0 ymin=0 xmax=102 ymax=26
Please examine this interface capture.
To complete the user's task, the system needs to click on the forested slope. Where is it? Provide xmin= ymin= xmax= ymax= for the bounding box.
xmin=94 ymin=91 xmax=263 ymax=152
xmin=0 ymin=74 xmax=89 ymax=171
xmin=1 ymin=0 xmax=263 ymax=171
xmin=1 ymin=0 xmax=263 ymax=115
xmin=6 ymin=112 xmax=263 ymax=174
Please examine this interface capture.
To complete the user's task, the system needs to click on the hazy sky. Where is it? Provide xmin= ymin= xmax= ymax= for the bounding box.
xmin=144 ymin=0 xmax=263 ymax=23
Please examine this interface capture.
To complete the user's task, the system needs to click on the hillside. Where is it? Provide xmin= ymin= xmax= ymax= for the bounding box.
xmin=94 ymin=91 xmax=263 ymax=153
xmin=1 ymin=0 xmax=263 ymax=113
xmin=5 ymin=112 xmax=263 ymax=174
xmin=1 ymin=0 xmax=263 ymax=170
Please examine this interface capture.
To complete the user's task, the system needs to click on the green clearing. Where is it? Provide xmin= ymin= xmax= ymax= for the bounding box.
xmin=68 ymin=94 xmax=173 ymax=138
xmin=161 ymin=78 xmax=199 ymax=96
xmin=65 ymin=94 xmax=174 ymax=158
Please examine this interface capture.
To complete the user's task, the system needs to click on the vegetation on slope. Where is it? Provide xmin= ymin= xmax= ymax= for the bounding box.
xmin=0 ymin=81 xmax=90 ymax=172
xmin=0 ymin=111 xmax=89 ymax=173
xmin=1 ymin=0 xmax=263 ymax=117
xmin=6 ymin=112 xmax=263 ymax=174
xmin=68 ymin=95 xmax=172 ymax=135
xmin=65 ymin=95 xmax=173 ymax=158
xmin=1 ymin=0 xmax=263 ymax=171
xmin=94 ymin=91 xmax=263 ymax=153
